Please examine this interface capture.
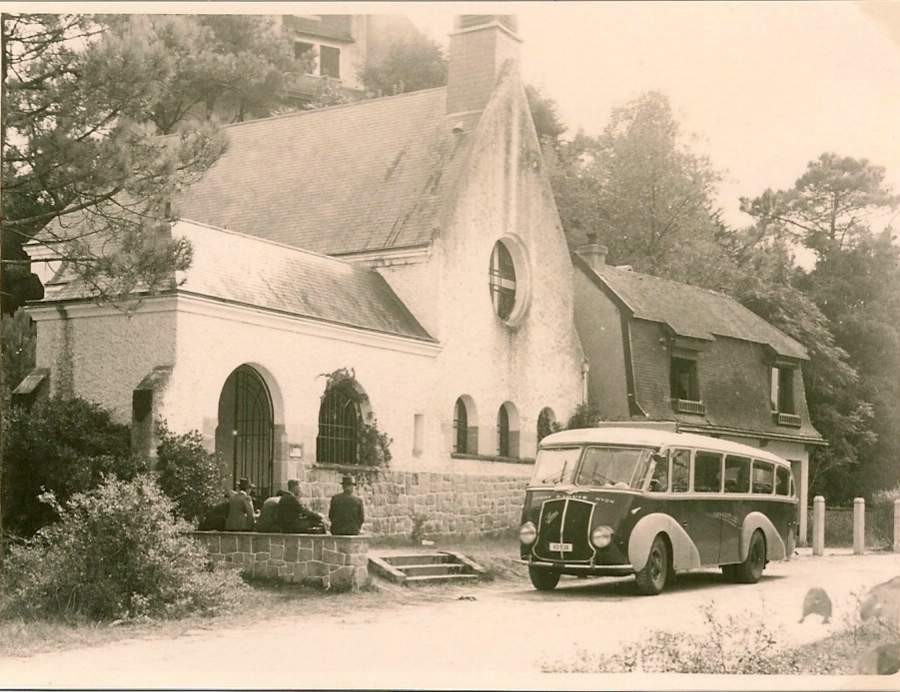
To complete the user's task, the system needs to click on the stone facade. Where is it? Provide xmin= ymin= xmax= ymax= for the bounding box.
xmin=192 ymin=531 xmax=370 ymax=590
xmin=296 ymin=465 xmax=528 ymax=538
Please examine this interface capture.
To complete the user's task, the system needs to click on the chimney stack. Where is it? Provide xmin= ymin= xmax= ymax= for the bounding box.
xmin=576 ymin=236 xmax=608 ymax=273
xmin=446 ymin=15 xmax=522 ymax=116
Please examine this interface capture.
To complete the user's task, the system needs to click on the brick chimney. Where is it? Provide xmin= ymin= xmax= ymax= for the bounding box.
xmin=446 ymin=15 xmax=522 ymax=116
xmin=575 ymin=234 xmax=608 ymax=273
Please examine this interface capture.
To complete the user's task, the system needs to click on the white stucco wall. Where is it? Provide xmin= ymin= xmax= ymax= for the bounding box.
xmin=28 ymin=300 xmax=177 ymax=424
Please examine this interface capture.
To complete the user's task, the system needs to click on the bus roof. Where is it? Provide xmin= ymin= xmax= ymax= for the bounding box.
xmin=539 ymin=427 xmax=791 ymax=467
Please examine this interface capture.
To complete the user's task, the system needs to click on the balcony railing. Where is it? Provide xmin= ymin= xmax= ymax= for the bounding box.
xmin=774 ymin=411 xmax=802 ymax=427
xmin=672 ymin=398 xmax=706 ymax=415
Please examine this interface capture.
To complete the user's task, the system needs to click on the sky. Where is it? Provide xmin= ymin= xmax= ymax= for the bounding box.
xmin=402 ymin=1 xmax=900 ymax=230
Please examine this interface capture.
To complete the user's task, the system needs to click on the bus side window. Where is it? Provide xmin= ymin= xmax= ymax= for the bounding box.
xmin=776 ymin=466 xmax=791 ymax=495
xmin=671 ymin=449 xmax=690 ymax=493
xmin=752 ymin=460 xmax=775 ymax=494
xmin=649 ymin=453 xmax=669 ymax=492
xmin=694 ymin=451 xmax=723 ymax=492
xmin=724 ymin=455 xmax=751 ymax=493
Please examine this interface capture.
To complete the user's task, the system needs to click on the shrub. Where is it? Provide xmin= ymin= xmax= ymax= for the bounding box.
xmin=563 ymin=403 xmax=604 ymax=430
xmin=871 ymin=485 xmax=900 ymax=547
xmin=155 ymin=422 xmax=224 ymax=523
xmin=1 ymin=475 xmax=247 ymax=621
xmin=2 ymin=396 xmax=145 ymax=536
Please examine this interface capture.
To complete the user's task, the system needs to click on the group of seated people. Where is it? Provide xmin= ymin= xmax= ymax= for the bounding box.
xmin=199 ymin=475 xmax=364 ymax=536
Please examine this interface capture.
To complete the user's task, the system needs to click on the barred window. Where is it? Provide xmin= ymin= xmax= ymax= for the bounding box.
xmin=316 ymin=388 xmax=359 ymax=464
xmin=453 ymin=397 xmax=469 ymax=453
xmin=496 ymin=402 xmax=519 ymax=458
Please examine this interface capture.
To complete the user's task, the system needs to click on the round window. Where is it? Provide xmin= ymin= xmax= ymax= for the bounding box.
xmin=488 ymin=238 xmax=530 ymax=325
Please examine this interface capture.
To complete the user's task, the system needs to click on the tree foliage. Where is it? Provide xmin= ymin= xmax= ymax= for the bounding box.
xmin=551 ymin=92 xmax=730 ymax=287
xmin=359 ymin=32 xmax=447 ymax=96
xmin=154 ymin=423 xmax=224 ymax=523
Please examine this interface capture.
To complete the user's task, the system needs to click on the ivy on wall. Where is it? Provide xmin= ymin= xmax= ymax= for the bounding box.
xmin=320 ymin=368 xmax=393 ymax=470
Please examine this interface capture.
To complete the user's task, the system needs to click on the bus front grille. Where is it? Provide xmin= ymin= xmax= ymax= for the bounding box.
xmin=533 ymin=497 xmax=595 ymax=562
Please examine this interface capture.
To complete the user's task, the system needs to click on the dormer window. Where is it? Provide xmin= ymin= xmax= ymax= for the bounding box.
xmin=670 ymin=349 xmax=705 ymax=415
xmin=771 ymin=361 xmax=801 ymax=427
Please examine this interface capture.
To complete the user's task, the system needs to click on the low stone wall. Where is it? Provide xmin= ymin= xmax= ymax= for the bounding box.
xmin=294 ymin=465 xmax=529 ymax=538
xmin=191 ymin=531 xmax=370 ymax=590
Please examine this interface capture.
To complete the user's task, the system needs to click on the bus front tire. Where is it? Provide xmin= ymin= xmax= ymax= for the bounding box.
xmin=733 ymin=530 xmax=766 ymax=584
xmin=529 ymin=566 xmax=561 ymax=591
xmin=635 ymin=535 xmax=669 ymax=595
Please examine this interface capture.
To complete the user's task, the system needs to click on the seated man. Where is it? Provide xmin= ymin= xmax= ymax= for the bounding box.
xmin=256 ymin=491 xmax=289 ymax=532
xmin=329 ymin=475 xmax=364 ymax=536
xmin=276 ymin=479 xmax=324 ymax=533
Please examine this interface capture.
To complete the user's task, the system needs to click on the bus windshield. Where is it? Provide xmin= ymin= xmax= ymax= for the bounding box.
xmin=576 ymin=446 xmax=653 ymax=489
xmin=530 ymin=447 xmax=581 ymax=486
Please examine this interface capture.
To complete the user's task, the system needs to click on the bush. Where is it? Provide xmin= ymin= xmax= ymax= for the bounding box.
xmin=1 ymin=475 xmax=247 ymax=621
xmin=2 ymin=396 xmax=146 ymax=536
xmin=563 ymin=403 xmax=604 ymax=430
xmin=871 ymin=485 xmax=899 ymax=547
xmin=155 ymin=423 xmax=224 ymax=523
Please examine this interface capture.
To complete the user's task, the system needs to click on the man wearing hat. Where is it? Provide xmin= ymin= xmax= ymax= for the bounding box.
xmin=225 ymin=477 xmax=256 ymax=531
xmin=328 ymin=475 xmax=364 ymax=535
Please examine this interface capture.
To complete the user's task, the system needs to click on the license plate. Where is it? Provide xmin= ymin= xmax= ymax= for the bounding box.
xmin=550 ymin=542 xmax=573 ymax=552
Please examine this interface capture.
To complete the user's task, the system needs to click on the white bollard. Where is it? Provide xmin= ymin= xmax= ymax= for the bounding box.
xmin=853 ymin=497 xmax=865 ymax=555
xmin=813 ymin=495 xmax=825 ymax=556
xmin=894 ymin=499 xmax=900 ymax=552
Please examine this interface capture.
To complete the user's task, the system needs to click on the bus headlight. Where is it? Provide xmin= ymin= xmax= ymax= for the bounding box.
xmin=519 ymin=521 xmax=537 ymax=545
xmin=591 ymin=525 xmax=613 ymax=548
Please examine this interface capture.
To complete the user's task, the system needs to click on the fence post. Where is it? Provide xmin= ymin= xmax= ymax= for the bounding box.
xmin=894 ymin=499 xmax=900 ymax=552
xmin=853 ymin=497 xmax=865 ymax=555
xmin=813 ymin=495 xmax=825 ymax=556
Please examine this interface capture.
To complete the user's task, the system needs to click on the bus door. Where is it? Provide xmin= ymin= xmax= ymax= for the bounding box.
xmin=720 ymin=455 xmax=752 ymax=564
xmin=690 ymin=450 xmax=725 ymax=565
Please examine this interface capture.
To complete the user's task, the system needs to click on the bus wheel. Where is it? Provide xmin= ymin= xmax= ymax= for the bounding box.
xmin=734 ymin=530 xmax=766 ymax=584
xmin=529 ymin=566 xmax=561 ymax=591
xmin=635 ymin=535 xmax=669 ymax=595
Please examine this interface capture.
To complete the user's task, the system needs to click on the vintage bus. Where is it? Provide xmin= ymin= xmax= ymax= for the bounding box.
xmin=518 ymin=424 xmax=798 ymax=595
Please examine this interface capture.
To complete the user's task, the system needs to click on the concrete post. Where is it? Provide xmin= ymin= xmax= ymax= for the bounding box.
xmin=894 ymin=499 xmax=900 ymax=552
xmin=853 ymin=497 xmax=865 ymax=555
xmin=812 ymin=495 xmax=825 ymax=556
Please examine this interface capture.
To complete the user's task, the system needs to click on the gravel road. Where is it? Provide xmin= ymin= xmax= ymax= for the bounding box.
xmin=2 ymin=551 xmax=899 ymax=689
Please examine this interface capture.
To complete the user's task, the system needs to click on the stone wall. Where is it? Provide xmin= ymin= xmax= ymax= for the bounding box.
xmin=191 ymin=531 xmax=370 ymax=590
xmin=295 ymin=465 xmax=529 ymax=538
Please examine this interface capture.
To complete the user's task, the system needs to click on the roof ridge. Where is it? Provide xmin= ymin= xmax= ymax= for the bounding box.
xmin=176 ymin=218 xmax=364 ymax=272
xmin=218 ymin=86 xmax=448 ymax=131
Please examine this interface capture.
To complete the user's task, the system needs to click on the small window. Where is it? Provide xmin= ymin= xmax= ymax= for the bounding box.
xmin=776 ymin=466 xmax=792 ymax=496
xmin=489 ymin=241 xmax=517 ymax=321
xmin=724 ymin=455 xmax=751 ymax=493
xmin=693 ymin=451 xmax=722 ymax=493
xmin=649 ymin=453 xmax=669 ymax=492
xmin=453 ymin=398 xmax=469 ymax=453
xmin=320 ymin=45 xmax=340 ymax=78
xmin=751 ymin=460 xmax=775 ymax=494
xmin=671 ymin=449 xmax=691 ymax=493
xmin=413 ymin=413 xmax=424 ymax=456
xmin=496 ymin=402 xmax=519 ymax=458
xmin=670 ymin=356 xmax=700 ymax=401
xmin=537 ymin=407 xmax=556 ymax=443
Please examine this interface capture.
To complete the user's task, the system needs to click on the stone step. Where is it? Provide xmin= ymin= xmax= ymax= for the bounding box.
xmin=396 ymin=563 xmax=466 ymax=577
xmin=381 ymin=553 xmax=455 ymax=566
xmin=404 ymin=573 xmax=482 ymax=585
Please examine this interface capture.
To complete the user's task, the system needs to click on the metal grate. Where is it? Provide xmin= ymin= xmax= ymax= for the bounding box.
xmin=489 ymin=242 xmax=516 ymax=320
xmin=672 ymin=398 xmax=706 ymax=415
xmin=231 ymin=366 xmax=275 ymax=500
xmin=775 ymin=412 xmax=802 ymax=427
xmin=317 ymin=389 xmax=359 ymax=464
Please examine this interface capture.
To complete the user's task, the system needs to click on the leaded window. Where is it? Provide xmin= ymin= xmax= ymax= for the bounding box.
xmin=489 ymin=241 xmax=517 ymax=320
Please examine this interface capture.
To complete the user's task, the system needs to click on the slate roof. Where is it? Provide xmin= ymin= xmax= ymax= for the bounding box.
xmin=41 ymin=221 xmax=434 ymax=342
xmin=577 ymin=257 xmax=808 ymax=360
xmin=176 ymin=87 xmax=470 ymax=256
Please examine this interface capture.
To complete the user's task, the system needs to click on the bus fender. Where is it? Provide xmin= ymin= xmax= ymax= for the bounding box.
xmin=741 ymin=512 xmax=786 ymax=562
xmin=628 ymin=513 xmax=701 ymax=573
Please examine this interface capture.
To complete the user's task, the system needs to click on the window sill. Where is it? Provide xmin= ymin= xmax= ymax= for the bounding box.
xmin=773 ymin=412 xmax=802 ymax=428
xmin=671 ymin=398 xmax=706 ymax=415
xmin=451 ymin=453 xmax=535 ymax=465
xmin=312 ymin=462 xmax=383 ymax=473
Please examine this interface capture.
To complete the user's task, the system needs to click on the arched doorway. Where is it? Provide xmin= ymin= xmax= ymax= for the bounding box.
xmin=217 ymin=365 xmax=275 ymax=499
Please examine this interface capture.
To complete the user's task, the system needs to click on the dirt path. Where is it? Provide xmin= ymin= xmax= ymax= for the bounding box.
xmin=2 ymin=552 xmax=899 ymax=688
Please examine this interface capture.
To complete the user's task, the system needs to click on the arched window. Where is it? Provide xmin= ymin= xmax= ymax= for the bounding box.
xmin=489 ymin=241 xmax=517 ymax=320
xmin=497 ymin=402 xmax=520 ymax=458
xmin=537 ymin=407 xmax=556 ymax=443
xmin=317 ymin=387 xmax=360 ymax=464
xmin=452 ymin=395 xmax=478 ymax=455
